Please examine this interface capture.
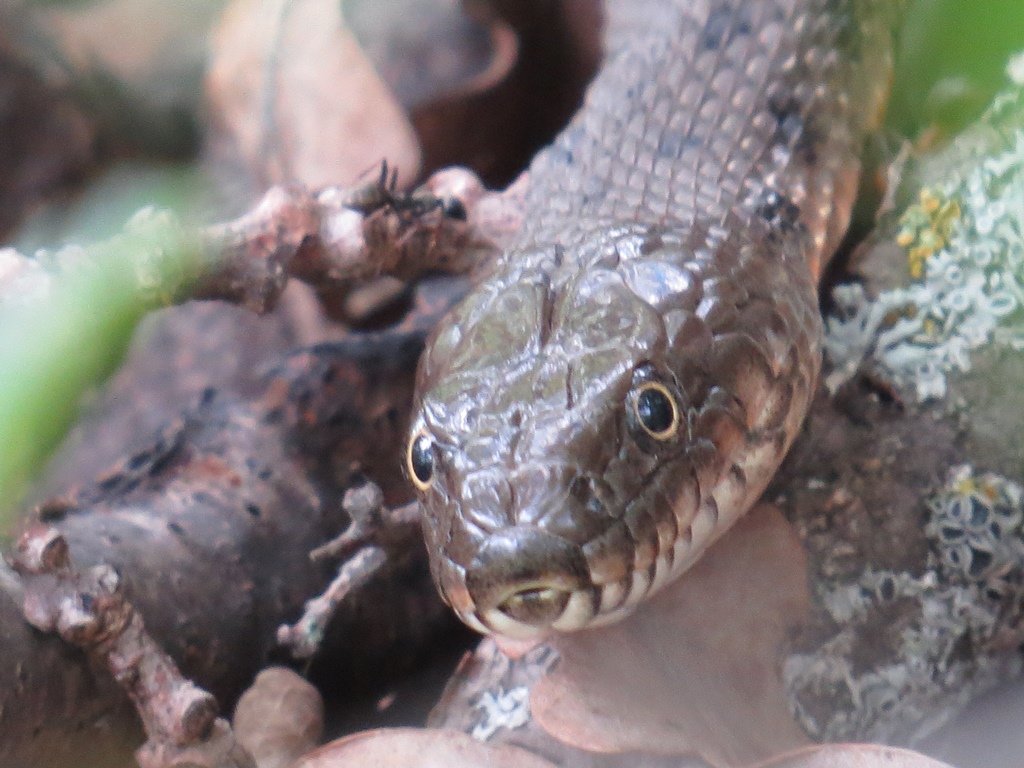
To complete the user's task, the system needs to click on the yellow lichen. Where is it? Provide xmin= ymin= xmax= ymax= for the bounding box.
xmin=979 ymin=480 xmax=1001 ymax=503
xmin=952 ymin=475 xmax=977 ymax=497
xmin=895 ymin=187 xmax=962 ymax=279
xmin=920 ymin=188 xmax=942 ymax=213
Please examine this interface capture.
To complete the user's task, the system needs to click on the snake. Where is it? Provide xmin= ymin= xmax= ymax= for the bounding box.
xmin=404 ymin=0 xmax=904 ymax=639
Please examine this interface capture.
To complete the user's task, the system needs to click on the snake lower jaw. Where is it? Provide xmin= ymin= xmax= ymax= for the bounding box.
xmin=458 ymin=542 xmax=690 ymax=640
xmin=468 ymin=556 xmax=683 ymax=639
xmin=457 ymin=494 xmax=745 ymax=638
xmin=497 ymin=584 xmax=571 ymax=624
xmin=475 ymin=587 xmax=600 ymax=640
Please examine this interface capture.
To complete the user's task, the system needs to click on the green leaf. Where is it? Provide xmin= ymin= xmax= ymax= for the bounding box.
xmin=891 ymin=0 xmax=1024 ymax=136
xmin=0 ymin=211 xmax=200 ymax=527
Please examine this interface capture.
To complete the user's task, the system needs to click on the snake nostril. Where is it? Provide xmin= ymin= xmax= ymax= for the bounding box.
xmin=498 ymin=585 xmax=571 ymax=625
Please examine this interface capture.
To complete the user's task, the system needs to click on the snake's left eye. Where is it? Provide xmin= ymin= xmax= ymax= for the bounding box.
xmin=407 ymin=430 xmax=435 ymax=491
xmin=630 ymin=381 xmax=680 ymax=441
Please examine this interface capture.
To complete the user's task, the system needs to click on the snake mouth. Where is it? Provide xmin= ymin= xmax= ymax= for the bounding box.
xmin=476 ymin=583 xmax=599 ymax=639
xmin=460 ymin=525 xmax=596 ymax=638
xmin=497 ymin=584 xmax=571 ymax=625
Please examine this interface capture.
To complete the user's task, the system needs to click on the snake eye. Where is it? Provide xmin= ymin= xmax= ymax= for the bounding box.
xmin=407 ymin=430 xmax=435 ymax=490
xmin=630 ymin=381 xmax=680 ymax=441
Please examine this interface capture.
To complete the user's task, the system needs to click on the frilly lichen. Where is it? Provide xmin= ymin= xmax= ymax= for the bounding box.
xmin=785 ymin=464 xmax=1024 ymax=744
xmin=926 ymin=464 xmax=1024 ymax=592
xmin=471 ymin=686 xmax=531 ymax=741
xmin=824 ymin=72 xmax=1024 ymax=402
xmin=787 ymin=56 xmax=1024 ymax=747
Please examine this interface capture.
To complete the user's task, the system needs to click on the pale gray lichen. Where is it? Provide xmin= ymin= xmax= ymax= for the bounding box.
xmin=824 ymin=77 xmax=1024 ymax=402
xmin=470 ymin=685 xmax=531 ymax=741
xmin=926 ymin=464 xmax=1024 ymax=590
xmin=785 ymin=464 xmax=1024 ymax=744
xmin=785 ymin=52 xmax=1024 ymax=751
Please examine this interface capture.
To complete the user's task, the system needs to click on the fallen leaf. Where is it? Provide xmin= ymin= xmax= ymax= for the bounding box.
xmin=755 ymin=743 xmax=953 ymax=768
xmin=27 ymin=0 xmax=220 ymax=102
xmin=406 ymin=5 xmax=517 ymax=170
xmin=346 ymin=0 xmax=510 ymax=110
xmin=17 ymin=0 xmax=217 ymax=156
xmin=292 ymin=727 xmax=557 ymax=768
xmin=233 ymin=667 xmax=323 ymax=768
xmin=206 ymin=0 xmax=420 ymax=189
xmin=532 ymin=504 xmax=812 ymax=767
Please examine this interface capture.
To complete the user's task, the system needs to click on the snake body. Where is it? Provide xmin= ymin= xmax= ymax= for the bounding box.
xmin=408 ymin=0 xmax=902 ymax=639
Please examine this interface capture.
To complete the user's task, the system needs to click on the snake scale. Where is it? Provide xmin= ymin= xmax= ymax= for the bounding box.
xmin=405 ymin=0 xmax=903 ymax=639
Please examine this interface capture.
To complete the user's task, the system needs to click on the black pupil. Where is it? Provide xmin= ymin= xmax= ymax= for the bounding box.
xmin=637 ymin=388 xmax=674 ymax=434
xmin=411 ymin=435 xmax=434 ymax=483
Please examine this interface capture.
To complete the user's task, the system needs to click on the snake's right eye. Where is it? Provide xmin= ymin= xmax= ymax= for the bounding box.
xmin=632 ymin=381 xmax=680 ymax=440
xmin=626 ymin=365 xmax=684 ymax=448
xmin=407 ymin=430 xmax=435 ymax=491
xmin=634 ymin=381 xmax=678 ymax=439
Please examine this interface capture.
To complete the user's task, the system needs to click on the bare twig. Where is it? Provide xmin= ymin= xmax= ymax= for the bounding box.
xmin=277 ymin=482 xmax=423 ymax=659
xmin=197 ymin=166 xmax=523 ymax=313
xmin=12 ymin=522 xmax=256 ymax=768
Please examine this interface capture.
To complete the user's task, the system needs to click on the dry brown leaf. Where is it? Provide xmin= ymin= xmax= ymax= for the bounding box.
xmin=409 ymin=11 xmax=519 ymax=181
xmin=31 ymin=0 xmax=221 ymax=91
xmin=293 ymin=727 xmax=557 ymax=768
xmin=756 ymin=744 xmax=954 ymax=768
xmin=347 ymin=0 xmax=511 ymax=110
xmin=233 ymin=667 xmax=323 ymax=768
xmin=207 ymin=0 xmax=420 ymax=189
xmin=531 ymin=504 xmax=812 ymax=768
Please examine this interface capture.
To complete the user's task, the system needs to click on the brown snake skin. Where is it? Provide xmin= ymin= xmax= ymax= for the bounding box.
xmin=407 ymin=0 xmax=904 ymax=639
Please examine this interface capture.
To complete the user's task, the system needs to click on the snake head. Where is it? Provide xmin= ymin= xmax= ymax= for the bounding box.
xmin=405 ymin=228 xmax=815 ymax=639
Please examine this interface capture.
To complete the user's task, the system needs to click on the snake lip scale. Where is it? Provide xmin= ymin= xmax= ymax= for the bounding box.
xmin=406 ymin=1 xmax=902 ymax=640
